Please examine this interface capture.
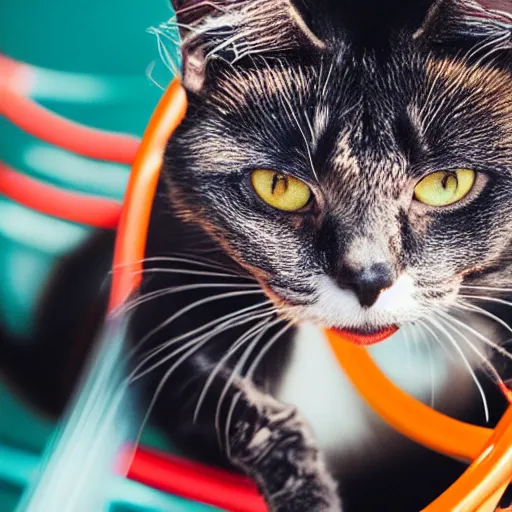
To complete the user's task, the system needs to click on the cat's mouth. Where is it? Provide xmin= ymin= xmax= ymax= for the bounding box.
xmin=329 ymin=325 xmax=398 ymax=346
xmin=264 ymin=284 xmax=400 ymax=345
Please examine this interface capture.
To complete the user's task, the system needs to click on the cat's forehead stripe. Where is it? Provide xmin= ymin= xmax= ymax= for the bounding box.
xmin=332 ymin=132 xmax=361 ymax=177
xmin=210 ymin=65 xmax=312 ymax=110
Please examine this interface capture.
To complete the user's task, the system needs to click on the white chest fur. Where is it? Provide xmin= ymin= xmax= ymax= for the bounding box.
xmin=275 ymin=322 xmax=488 ymax=475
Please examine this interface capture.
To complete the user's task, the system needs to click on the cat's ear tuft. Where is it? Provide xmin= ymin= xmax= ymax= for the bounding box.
xmin=170 ymin=0 xmax=326 ymax=93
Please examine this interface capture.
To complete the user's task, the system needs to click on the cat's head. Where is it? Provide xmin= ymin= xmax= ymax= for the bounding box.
xmin=163 ymin=0 xmax=512 ymax=339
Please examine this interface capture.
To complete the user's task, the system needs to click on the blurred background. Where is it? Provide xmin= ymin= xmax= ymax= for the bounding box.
xmin=0 ymin=1 xmax=189 ymax=510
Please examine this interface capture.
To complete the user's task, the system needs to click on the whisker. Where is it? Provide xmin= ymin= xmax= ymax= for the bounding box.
xmin=113 ymin=255 xmax=245 ymax=276
xmin=176 ymin=2 xmax=229 ymax=17
xmin=129 ymin=289 xmax=267 ymax=358
xmin=416 ymin=319 xmax=455 ymax=362
xmin=148 ymin=25 xmax=181 ymax=77
xmin=193 ymin=316 xmax=274 ymax=424
xmin=146 ymin=61 xmax=165 ymax=91
xmin=129 ymin=267 xmax=251 ymax=280
xmin=120 ymin=283 xmax=261 ymax=315
xmin=246 ymin=321 xmax=295 ymax=381
xmin=162 ymin=252 xmax=245 ymax=273
xmin=129 ymin=310 xmax=275 ymax=453
xmin=321 ymin=56 xmax=336 ymax=99
xmin=454 ymin=300 xmax=512 ymax=338
xmin=459 ymin=294 xmax=512 ymax=309
xmin=459 ymin=284 xmax=512 ymax=293
xmin=218 ymin=319 xmax=280 ymax=449
xmin=437 ymin=312 xmax=507 ymax=395
xmin=418 ymin=324 xmax=436 ymax=410
xmin=427 ymin=340 xmax=435 ymax=409
xmin=131 ymin=306 xmax=275 ymax=380
xmin=420 ymin=33 xmax=510 ymax=133
xmin=275 ymin=67 xmax=319 ymax=183
xmin=423 ymin=317 xmax=489 ymax=422
xmin=132 ymin=298 xmax=272 ymax=367
xmin=225 ymin=390 xmax=243 ymax=461
xmin=438 ymin=309 xmax=512 ymax=363
xmin=130 ymin=309 xmax=275 ymax=384
xmin=407 ymin=323 xmax=418 ymax=375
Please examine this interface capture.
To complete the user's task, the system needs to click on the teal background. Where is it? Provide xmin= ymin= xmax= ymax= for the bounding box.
xmin=0 ymin=1 xmax=218 ymax=510
xmin=0 ymin=0 xmax=173 ymax=338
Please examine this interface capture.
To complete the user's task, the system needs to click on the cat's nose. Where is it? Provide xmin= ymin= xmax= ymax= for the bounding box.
xmin=335 ymin=262 xmax=396 ymax=308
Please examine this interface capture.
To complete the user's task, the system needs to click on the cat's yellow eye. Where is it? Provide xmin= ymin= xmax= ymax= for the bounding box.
xmin=251 ymin=169 xmax=312 ymax=212
xmin=414 ymin=169 xmax=476 ymax=207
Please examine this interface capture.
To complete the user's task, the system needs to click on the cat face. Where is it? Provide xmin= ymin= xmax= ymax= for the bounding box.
xmin=164 ymin=0 xmax=512 ymax=335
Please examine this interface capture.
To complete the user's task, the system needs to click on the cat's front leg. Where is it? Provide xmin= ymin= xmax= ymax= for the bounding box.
xmin=226 ymin=381 xmax=342 ymax=512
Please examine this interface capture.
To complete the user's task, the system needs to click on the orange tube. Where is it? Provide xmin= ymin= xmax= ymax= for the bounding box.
xmin=0 ymin=54 xmax=140 ymax=165
xmin=327 ymin=331 xmax=512 ymax=510
xmin=108 ymin=78 xmax=187 ymax=311
xmin=326 ymin=332 xmax=492 ymax=461
xmin=0 ymin=54 xmax=33 ymax=96
xmin=477 ymin=485 xmax=510 ymax=512
xmin=423 ymin=407 xmax=512 ymax=511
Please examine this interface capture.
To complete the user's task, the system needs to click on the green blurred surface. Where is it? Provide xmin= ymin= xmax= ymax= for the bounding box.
xmin=0 ymin=444 xmax=221 ymax=512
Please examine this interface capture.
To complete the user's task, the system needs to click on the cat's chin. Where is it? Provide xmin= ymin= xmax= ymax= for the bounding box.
xmin=328 ymin=325 xmax=398 ymax=346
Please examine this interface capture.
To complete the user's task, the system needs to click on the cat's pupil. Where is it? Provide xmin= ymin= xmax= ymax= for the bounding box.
xmin=442 ymin=173 xmax=454 ymax=190
xmin=272 ymin=174 xmax=288 ymax=195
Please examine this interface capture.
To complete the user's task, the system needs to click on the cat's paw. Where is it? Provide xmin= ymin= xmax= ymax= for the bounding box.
xmin=268 ymin=475 xmax=342 ymax=512
xmin=228 ymin=389 xmax=341 ymax=512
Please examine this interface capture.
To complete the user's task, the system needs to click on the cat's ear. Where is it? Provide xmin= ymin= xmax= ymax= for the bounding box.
xmin=288 ymin=0 xmax=511 ymax=56
xmin=288 ymin=0 xmax=448 ymax=44
xmin=170 ymin=0 xmax=326 ymax=93
xmin=413 ymin=0 xmax=512 ymax=58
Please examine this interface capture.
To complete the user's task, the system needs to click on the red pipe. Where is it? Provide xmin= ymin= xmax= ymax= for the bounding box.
xmin=0 ymin=54 xmax=140 ymax=164
xmin=128 ymin=447 xmax=267 ymax=512
xmin=0 ymin=163 xmax=122 ymax=229
xmin=0 ymin=91 xmax=140 ymax=164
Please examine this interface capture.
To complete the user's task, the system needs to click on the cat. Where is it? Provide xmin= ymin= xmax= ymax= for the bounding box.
xmin=2 ymin=0 xmax=512 ymax=510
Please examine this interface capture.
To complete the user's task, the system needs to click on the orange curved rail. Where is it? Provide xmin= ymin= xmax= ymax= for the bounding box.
xmin=108 ymin=78 xmax=187 ymax=310
xmin=327 ymin=332 xmax=512 ymax=511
